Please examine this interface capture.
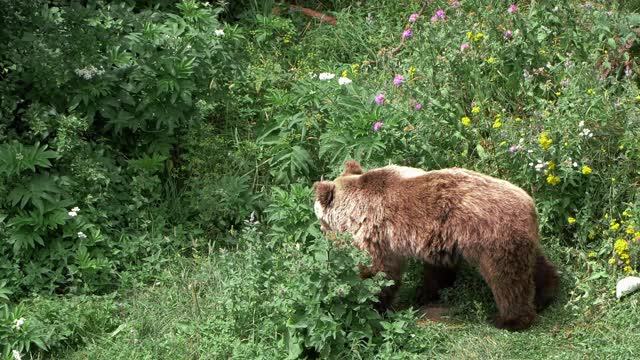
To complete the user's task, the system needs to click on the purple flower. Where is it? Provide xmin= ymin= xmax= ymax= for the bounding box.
xmin=508 ymin=4 xmax=517 ymax=13
xmin=375 ymin=93 xmax=385 ymax=105
xmin=393 ymin=74 xmax=404 ymax=86
xmin=414 ymin=103 xmax=422 ymax=110
xmin=430 ymin=15 xmax=438 ymax=22
xmin=504 ymin=30 xmax=513 ymax=39
xmin=460 ymin=43 xmax=470 ymax=51
xmin=402 ymin=29 xmax=413 ymax=38
xmin=436 ymin=9 xmax=446 ymax=19
xmin=372 ymin=121 xmax=384 ymax=132
xmin=509 ymin=145 xmax=521 ymax=153
xmin=409 ymin=13 xmax=420 ymax=23
xmin=451 ymin=1 xmax=461 ymax=7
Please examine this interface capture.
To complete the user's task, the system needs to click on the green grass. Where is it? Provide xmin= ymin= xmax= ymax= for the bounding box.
xmin=44 ymin=244 xmax=639 ymax=360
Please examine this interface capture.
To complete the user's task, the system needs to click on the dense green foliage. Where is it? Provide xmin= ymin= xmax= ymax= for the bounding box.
xmin=1 ymin=0 xmax=640 ymax=358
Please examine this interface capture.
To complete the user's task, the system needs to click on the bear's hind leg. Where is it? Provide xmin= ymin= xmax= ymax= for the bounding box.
xmin=416 ymin=263 xmax=457 ymax=305
xmin=534 ymin=253 xmax=559 ymax=311
xmin=477 ymin=250 xmax=537 ymax=331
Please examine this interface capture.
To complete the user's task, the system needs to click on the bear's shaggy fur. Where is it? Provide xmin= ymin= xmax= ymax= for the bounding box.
xmin=313 ymin=160 xmax=559 ymax=331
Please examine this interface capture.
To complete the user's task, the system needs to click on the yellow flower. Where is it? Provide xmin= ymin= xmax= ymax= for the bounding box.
xmin=467 ymin=31 xmax=473 ymax=39
xmin=408 ymin=66 xmax=416 ymax=78
xmin=624 ymin=266 xmax=633 ymax=274
xmin=461 ymin=116 xmax=471 ymax=126
xmin=546 ymin=175 xmax=560 ymax=186
xmin=610 ymin=221 xmax=621 ymax=231
xmin=473 ymin=33 xmax=485 ymax=42
xmin=609 ymin=258 xmax=616 ymax=265
xmin=614 ymin=239 xmax=628 ymax=254
xmin=622 ymin=210 xmax=632 ymax=217
xmin=342 ymin=70 xmax=348 ymax=78
xmin=471 ymin=106 xmax=480 ymax=113
xmin=493 ymin=118 xmax=502 ymax=129
xmin=568 ymin=217 xmax=576 ymax=224
xmin=350 ymin=63 xmax=360 ymax=75
xmin=587 ymin=88 xmax=595 ymax=95
xmin=555 ymin=92 xmax=561 ymax=96
xmin=548 ymin=161 xmax=556 ymax=170
xmin=581 ymin=165 xmax=592 ymax=175
xmin=626 ymin=225 xmax=635 ymax=234
xmin=539 ymin=132 xmax=553 ymax=150
xmin=515 ymin=117 xmax=522 ymax=122
xmin=487 ymin=57 xmax=496 ymax=64
xmin=538 ymin=49 xmax=548 ymax=55
xmin=588 ymin=251 xmax=596 ymax=258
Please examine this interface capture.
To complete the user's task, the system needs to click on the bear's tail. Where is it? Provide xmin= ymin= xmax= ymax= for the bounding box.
xmin=534 ymin=251 xmax=559 ymax=311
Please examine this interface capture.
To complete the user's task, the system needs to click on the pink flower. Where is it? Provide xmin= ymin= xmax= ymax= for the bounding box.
xmin=436 ymin=9 xmax=446 ymax=19
xmin=402 ymin=29 xmax=413 ymax=38
xmin=375 ymin=93 xmax=385 ymax=105
xmin=414 ymin=103 xmax=422 ymax=110
xmin=504 ymin=30 xmax=513 ymax=39
xmin=393 ymin=74 xmax=404 ymax=86
xmin=372 ymin=121 xmax=384 ymax=132
xmin=409 ymin=13 xmax=420 ymax=22
xmin=460 ymin=43 xmax=470 ymax=51
xmin=508 ymin=4 xmax=517 ymax=13
xmin=430 ymin=15 xmax=438 ymax=22
xmin=451 ymin=1 xmax=461 ymax=7
xmin=509 ymin=145 xmax=521 ymax=153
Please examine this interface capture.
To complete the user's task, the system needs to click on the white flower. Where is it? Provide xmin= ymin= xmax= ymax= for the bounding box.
xmin=12 ymin=350 xmax=21 ymax=360
xmin=215 ymin=29 xmax=225 ymax=36
xmin=78 ymin=232 xmax=87 ymax=239
xmin=318 ymin=72 xmax=335 ymax=80
xmin=68 ymin=211 xmax=78 ymax=217
xmin=338 ymin=77 xmax=352 ymax=85
xmin=580 ymin=128 xmax=593 ymax=138
xmin=72 ymin=206 xmax=80 ymax=212
xmin=578 ymin=121 xmax=585 ymax=128
xmin=14 ymin=317 xmax=25 ymax=330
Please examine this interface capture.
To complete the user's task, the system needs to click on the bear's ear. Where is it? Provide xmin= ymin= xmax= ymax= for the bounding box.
xmin=313 ymin=181 xmax=336 ymax=208
xmin=341 ymin=160 xmax=364 ymax=176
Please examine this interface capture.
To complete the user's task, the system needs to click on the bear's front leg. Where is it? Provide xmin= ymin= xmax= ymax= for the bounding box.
xmin=416 ymin=263 xmax=457 ymax=305
xmin=359 ymin=255 xmax=406 ymax=313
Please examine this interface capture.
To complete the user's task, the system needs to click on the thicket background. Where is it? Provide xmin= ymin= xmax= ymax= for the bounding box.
xmin=1 ymin=0 xmax=639 ymax=358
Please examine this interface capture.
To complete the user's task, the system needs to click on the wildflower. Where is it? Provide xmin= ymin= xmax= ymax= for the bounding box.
xmin=467 ymin=31 xmax=473 ymax=39
xmin=74 ymin=65 xmax=105 ymax=80
xmin=504 ymin=30 xmax=513 ymax=39
xmin=461 ymin=116 xmax=471 ymax=126
xmin=623 ymin=210 xmax=633 ymax=217
xmin=14 ymin=317 xmax=25 ymax=330
xmin=436 ymin=9 xmax=446 ymax=19
xmin=452 ymin=1 xmax=461 ymax=7
xmin=68 ymin=210 xmax=78 ymax=217
xmin=588 ymin=251 xmax=596 ymax=258
xmin=318 ymin=72 xmax=335 ymax=80
xmin=508 ymin=145 xmax=520 ymax=153
xmin=430 ymin=15 xmax=438 ymax=22
xmin=78 ymin=231 xmax=87 ymax=239
xmin=338 ymin=77 xmax=352 ymax=85
xmin=626 ymin=225 xmax=635 ymax=234
xmin=492 ymin=118 xmax=502 ymax=129
xmin=12 ymin=350 xmax=21 ymax=360
xmin=460 ymin=43 xmax=470 ymax=52
xmin=539 ymin=132 xmax=553 ymax=150
xmin=548 ymin=161 xmax=556 ymax=170
xmin=409 ymin=13 xmax=420 ymax=22
xmin=414 ymin=103 xmax=422 ymax=110
xmin=341 ymin=70 xmax=348 ymax=78
xmin=507 ymin=4 xmax=518 ymax=13
xmin=609 ymin=258 xmax=616 ymax=265
xmin=546 ymin=174 xmax=560 ymax=186
xmin=611 ymin=221 xmax=621 ymax=231
xmin=614 ymin=239 xmax=628 ymax=253
xmin=350 ymin=63 xmax=360 ymax=75
xmin=473 ymin=33 xmax=485 ymax=42
xmin=581 ymin=165 xmax=592 ymax=175
xmin=487 ymin=57 xmax=497 ymax=64
xmin=393 ymin=74 xmax=404 ymax=86
xmin=624 ymin=265 xmax=633 ymax=274
xmin=471 ymin=106 xmax=480 ymax=113
xmin=587 ymin=88 xmax=595 ymax=95
xmin=374 ymin=93 xmax=385 ymax=105
xmin=408 ymin=66 xmax=416 ymax=78
xmin=568 ymin=217 xmax=576 ymax=224
xmin=372 ymin=121 xmax=384 ymax=132
xmin=214 ymin=29 xmax=225 ymax=36
xmin=580 ymin=128 xmax=593 ymax=138
xmin=402 ymin=29 xmax=413 ymax=39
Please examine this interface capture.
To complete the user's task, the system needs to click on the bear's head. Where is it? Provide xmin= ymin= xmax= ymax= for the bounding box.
xmin=312 ymin=160 xmax=364 ymax=232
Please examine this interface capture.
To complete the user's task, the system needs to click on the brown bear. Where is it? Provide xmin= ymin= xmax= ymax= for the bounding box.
xmin=313 ymin=160 xmax=559 ymax=331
